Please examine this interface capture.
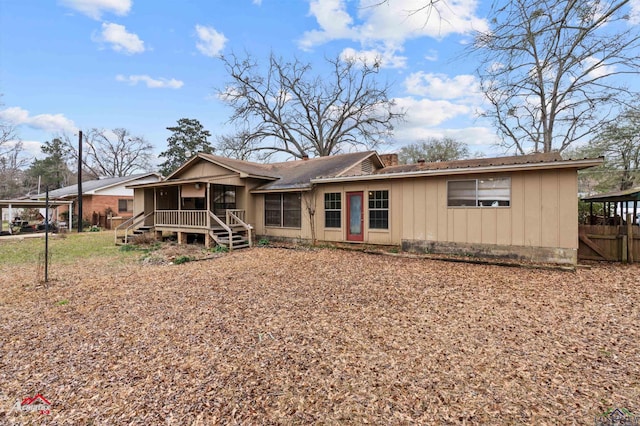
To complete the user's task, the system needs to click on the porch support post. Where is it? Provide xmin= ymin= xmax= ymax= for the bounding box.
xmin=207 ymin=182 xmax=211 ymax=230
xmin=205 ymin=232 xmax=211 ymax=249
xmin=627 ymin=213 xmax=634 ymax=263
xmin=177 ymin=231 xmax=184 ymax=245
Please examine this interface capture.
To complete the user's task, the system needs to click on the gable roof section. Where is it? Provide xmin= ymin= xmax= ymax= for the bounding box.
xmin=33 ymin=173 xmax=161 ymax=199
xmin=251 ymin=151 xmax=382 ymax=192
xmin=167 ymin=154 xmax=280 ymax=180
xmin=163 ymin=151 xmax=382 ymax=192
xmin=312 ymin=153 xmax=603 ymax=184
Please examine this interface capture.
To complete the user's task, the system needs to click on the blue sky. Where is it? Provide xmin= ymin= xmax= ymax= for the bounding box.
xmin=1 ymin=0 xmax=533 ymax=164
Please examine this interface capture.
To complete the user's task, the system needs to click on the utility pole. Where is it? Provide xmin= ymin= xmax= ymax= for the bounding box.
xmin=77 ymin=130 xmax=83 ymax=233
xmin=44 ymin=186 xmax=49 ymax=283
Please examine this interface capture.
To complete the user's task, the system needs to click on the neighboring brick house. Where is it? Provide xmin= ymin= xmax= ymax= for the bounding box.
xmin=34 ymin=173 xmax=162 ymax=228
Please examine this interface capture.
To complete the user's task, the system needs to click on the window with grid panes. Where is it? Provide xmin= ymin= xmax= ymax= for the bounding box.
xmin=368 ymin=190 xmax=389 ymax=229
xmin=324 ymin=193 xmax=341 ymax=228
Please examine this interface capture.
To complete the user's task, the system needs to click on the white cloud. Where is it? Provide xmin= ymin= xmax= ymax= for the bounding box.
xmin=252 ymin=0 xmax=263 ymax=5
xmin=404 ymin=72 xmax=481 ymax=100
xmin=0 ymin=107 xmax=77 ymax=133
xmin=340 ymin=46 xmax=407 ymax=69
xmin=631 ymin=0 xmax=640 ymax=24
xmin=116 ymin=74 xmax=184 ymax=89
xmin=388 ymin=95 xmax=501 ymax=151
xmin=394 ymin=97 xmax=471 ymax=128
xmin=94 ymin=22 xmax=145 ymax=54
xmin=299 ymin=0 xmax=488 ymax=67
xmin=393 ymin=126 xmax=500 ymax=151
xmin=195 ymin=25 xmax=227 ymax=57
xmin=299 ymin=0 xmax=356 ymax=50
xmin=582 ymin=56 xmax=616 ymax=79
xmin=59 ymin=0 xmax=131 ymax=20
xmin=424 ymin=50 xmax=438 ymax=62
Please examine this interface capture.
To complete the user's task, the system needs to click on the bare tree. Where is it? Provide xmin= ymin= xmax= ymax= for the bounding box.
xmin=398 ymin=137 xmax=470 ymax=164
xmin=475 ymin=0 xmax=640 ymax=154
xmin=63 ymin=128 xmax=154 ymax=177
xmin=571 ymin=107 xmax=640 ymax=191
xmin=216 ymin=132 xmax=257 ymax=161
xmin=217 ymin=53 xmax=404 ymax=159
xmin=0 ymin=115 xmax=30 ymax=198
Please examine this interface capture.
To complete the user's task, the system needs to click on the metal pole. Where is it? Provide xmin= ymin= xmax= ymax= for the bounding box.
xmin=45 ymin=186 xmax=49 ymax=283
xmin=77 ymin=130 xmax=83 ymax=233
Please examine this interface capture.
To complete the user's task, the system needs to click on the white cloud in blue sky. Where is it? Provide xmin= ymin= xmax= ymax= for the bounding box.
xmin=93 ymin=22 xmax=145 ymax=54
xmin=19 ymin=0 xmax=639 ymax=159
xmin=0 ymin=107 xmax=77 ymax=134
xmin=59 ymin=0 xmax=132 ymax=20
xmin=195 ymin=25 xmax=228 ymax=58
xmin=116 ymin=75 xmax=184 ymax=89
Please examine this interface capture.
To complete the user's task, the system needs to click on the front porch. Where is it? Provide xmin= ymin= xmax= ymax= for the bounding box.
xmin=115 ymin=181 xmax=254 ymax=250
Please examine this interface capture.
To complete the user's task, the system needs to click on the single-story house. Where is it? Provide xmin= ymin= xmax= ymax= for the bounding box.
xmin=126 ymin=151 xmax=602 ymax=264
xmin=33 ymin=173 xmax=162 ymax=228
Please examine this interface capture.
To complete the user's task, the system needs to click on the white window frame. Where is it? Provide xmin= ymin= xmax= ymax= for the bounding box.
xmin=447 ymin=177 xmax=511 ymax=208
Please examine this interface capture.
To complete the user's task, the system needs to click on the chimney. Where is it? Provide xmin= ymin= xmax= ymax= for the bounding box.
xmin=379 ymin=153 xmax=398 ymax=167
xmin=417 ymin=158 xmax=426 ymax=164
xmin=301 ymin=153 xmax=309 ymax=161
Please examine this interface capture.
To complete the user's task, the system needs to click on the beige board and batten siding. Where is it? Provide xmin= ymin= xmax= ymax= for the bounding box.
xmin=399 ymin=169 xmax=578 ymax=263
xmin=312 ymin=181 xmax=403 ymax=245
xmin=175 ymin=159 xmax=246 ymax=187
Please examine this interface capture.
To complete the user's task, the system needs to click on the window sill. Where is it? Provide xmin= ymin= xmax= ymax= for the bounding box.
xmin=447 ymin=206 xmax=511 ymax=209
xmin=265 ymin=226 xmax=302 ymax=230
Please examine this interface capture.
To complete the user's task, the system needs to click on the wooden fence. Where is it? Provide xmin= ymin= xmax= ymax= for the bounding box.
xmin=578 ymin=217 xmax=639 ymax=262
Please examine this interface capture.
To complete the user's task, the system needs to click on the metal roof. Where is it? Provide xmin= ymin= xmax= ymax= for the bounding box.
xmin=160 ymin=151 xmax=381 ymax=192
xmin=581 ymin=187 xmax=640 ymax=203
xmin=32 ymin=173 xmax=161 ymax=199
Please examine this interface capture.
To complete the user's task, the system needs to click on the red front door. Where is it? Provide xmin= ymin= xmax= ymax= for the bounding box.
xmin=346 ymin=191 xmax=364 ymax=242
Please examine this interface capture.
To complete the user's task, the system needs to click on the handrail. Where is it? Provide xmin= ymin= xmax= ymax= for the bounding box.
xmin=227 ymin=210 xmax=253 ymax=248
xmin=118 ymin=211 xmax=154 ymax=244
xmin=209 ymin=211 xmax=234 ymax=250
xmin=114 ymin=211 xmax=144 ymax=244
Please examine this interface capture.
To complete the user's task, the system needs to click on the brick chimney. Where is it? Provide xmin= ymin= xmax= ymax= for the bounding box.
xmin=379 ymin=153 xmax=398 ymax=167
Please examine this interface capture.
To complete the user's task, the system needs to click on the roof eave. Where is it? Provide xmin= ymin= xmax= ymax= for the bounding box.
xmin=311 ymin=158 xmax=604 ymax=184
xmin=251 ymin=186 xmax=312 ymax=194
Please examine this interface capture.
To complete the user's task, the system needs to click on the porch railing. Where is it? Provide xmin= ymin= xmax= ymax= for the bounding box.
xmin=227 ymin=209 xmax=253 ymax=247
xmin=156 ymin=210 xmax=208 ymax=228
xmin=226 ymin=209 xmax=246 ymax=224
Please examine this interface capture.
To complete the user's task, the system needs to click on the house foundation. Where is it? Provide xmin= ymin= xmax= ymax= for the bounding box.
xmin=402 ymin=239 xmax=578 ymax=265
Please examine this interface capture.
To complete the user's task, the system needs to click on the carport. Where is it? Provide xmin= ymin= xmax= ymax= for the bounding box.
xmin=581 ymin=187 xmax=640 ymax=225
xmin=0 ymin=199 xmax=74 ymax=234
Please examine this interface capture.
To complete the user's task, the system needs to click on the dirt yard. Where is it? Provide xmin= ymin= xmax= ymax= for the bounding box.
xmin=1 ymin=245 xmax=639 ymax=424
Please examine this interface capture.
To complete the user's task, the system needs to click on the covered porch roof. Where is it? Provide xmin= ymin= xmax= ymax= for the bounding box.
xmin=581 ymin=187 xmax=640 ymax=203
xmin=0 ymin=199 xmax=74 ymax=209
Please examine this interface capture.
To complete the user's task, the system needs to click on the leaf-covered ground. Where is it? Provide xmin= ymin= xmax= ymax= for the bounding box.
xmin=1 ymin=247 xmax=639 ymax=424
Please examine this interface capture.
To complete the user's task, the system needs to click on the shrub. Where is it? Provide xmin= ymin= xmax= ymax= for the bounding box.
xmin=212 ymin=245 xmax=229 ymax=253
xmin=173 ymin=255 xmax=192 ymax=265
